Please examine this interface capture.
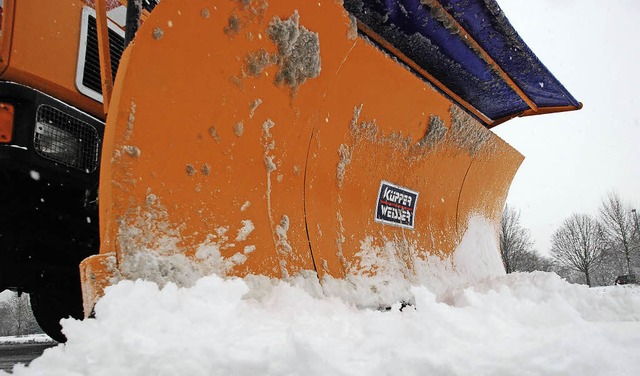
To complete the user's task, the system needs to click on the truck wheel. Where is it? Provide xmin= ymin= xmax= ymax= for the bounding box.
xmin=29 ymin=279 xmax=84 ymax=343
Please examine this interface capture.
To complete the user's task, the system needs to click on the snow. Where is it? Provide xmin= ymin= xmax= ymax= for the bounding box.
xmin=266 ymin=11 xmax=321 ymax=89
xmin=0 ymin=290 xmax=12 ymax=303
xmin=0 ymin=335 xmax=54 ymax=346
xmin=4 ymin=273 xmax=639 ymax=375
xmin=234 ymin=220 xmax=255 ymax=242
xmin=4 ymin=218 xmax=640 ymax=375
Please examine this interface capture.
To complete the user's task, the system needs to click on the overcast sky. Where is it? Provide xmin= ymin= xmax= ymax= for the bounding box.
xmin=492 ymin=0 xmax=640 ymax=255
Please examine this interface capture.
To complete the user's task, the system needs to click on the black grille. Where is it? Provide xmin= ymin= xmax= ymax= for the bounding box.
xmin=143 ymin=0 xmax=161 ymax=13
xmin=82 ymin=15 xmax=125 ymax=95
xmin=33 ymin=105 xmax=100 ymax=173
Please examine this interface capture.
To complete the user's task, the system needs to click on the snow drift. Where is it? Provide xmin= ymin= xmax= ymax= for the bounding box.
xmin=8 ymin=279 xmax=640 ymax=373
xmin=4 ymin=217 xmax=640 ymax=375
xmin=5 ymin=273 xmax=640 ymax=375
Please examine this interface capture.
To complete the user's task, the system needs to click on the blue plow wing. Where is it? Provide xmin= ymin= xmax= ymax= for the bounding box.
xmin=343 ymin=0 xmax=582 ymax=126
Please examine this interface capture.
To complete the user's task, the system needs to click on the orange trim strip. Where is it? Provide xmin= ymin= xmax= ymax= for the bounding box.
xmin=0 ymin=103 xmax=14 ymax=143
xmin=489 ymin=103 xmax=583 ymax=128
xmin=356 ymin=20 xmax=494 ymax=126
xmin=95 ymin=0 xmax=114 ymax=114
xmin=424 ymin=0 xmax=538 ymax=112
xmin=0 ymin=0 xmax=16 ymax=76
xmin=521 ymin=103 xmax=584 ymax=116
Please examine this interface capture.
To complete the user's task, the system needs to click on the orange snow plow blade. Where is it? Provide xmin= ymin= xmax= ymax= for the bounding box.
xmin=80 ymin=0 xmax=526 ymax=314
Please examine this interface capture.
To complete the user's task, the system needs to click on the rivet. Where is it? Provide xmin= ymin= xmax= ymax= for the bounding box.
xmin=153 ymin=27 xmax=164 ymax=40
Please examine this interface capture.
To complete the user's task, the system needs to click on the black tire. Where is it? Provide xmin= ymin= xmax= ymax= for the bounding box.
xmin=29 ymin=277 xmax=84 ymax=343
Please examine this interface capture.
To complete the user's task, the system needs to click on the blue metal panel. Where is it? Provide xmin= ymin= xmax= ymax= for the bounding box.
xmin=438 ymin=0 xmax=579 ymax=109
xmin=343 ymin=0 xmax=580 ymax=124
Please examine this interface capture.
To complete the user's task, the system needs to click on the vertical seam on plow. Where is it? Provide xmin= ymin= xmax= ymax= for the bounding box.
xmin=303 ymin=129 xmax=318 ymax=274
xmin=456 ymin=160 xmax=474 ymax=235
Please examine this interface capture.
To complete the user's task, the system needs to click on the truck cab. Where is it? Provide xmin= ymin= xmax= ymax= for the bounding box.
xmin=0 ymin=0 xmax=130 ymax=341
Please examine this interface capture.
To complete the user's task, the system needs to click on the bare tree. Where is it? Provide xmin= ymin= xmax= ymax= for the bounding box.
xmin=0 ymin=292 xmax=42 ymax=336
xmin=631 ymin=208 xmax=640 ymax=270
xmin=516 ymin=250 xmax=554 ymax=273
xmin=500 ymin=205 xmax=537 ymax=273
xmin=599 ymin=192 xmax=636 ymax=274
xmin=551 ymin=213 xmax=606 ymax=286
xmin=0 ymin=301 xmax=13 ymax=336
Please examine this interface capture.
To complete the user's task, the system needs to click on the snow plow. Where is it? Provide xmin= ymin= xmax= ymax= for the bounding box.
xmin=0 ymin=0 xmax=580 ymax=341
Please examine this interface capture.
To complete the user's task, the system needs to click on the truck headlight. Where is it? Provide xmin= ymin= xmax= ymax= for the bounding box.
xmin=33 ymin=104 xmax=100 ymax=173
xmin=34 ymin=121 xmax=81 ymax=168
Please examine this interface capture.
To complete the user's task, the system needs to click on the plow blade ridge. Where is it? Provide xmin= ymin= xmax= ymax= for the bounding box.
xmin=80 ymin=0 xmax=523 ymax=311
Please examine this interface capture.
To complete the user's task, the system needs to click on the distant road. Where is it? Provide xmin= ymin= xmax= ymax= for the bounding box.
xmin=0 ymin=343 xmax=57 ymax=373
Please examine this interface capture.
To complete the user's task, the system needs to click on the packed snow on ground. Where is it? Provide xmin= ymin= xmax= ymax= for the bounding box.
xmin=4 ymin=219 xmax=640 ymax=375
xmin=0 ymin=290 xmax=12 ymax=303
xmin=0 ymin=335 xmax=54 ymax=345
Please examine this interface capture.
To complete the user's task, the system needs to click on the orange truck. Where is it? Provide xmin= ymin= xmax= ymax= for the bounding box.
xmin=0 ymin=0 xmax=580 ymax=341
xmin=0 ymin=0 xmax=154 ymax=340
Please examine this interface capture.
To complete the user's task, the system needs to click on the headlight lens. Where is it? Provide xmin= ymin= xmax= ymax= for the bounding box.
xmin=33 ymin=104 xmax=100 ymax=173
xmin=34 ymin=121 xmax=81 ymax=166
